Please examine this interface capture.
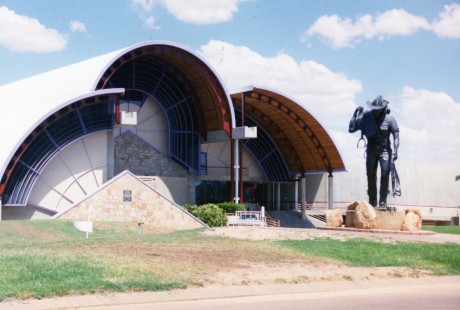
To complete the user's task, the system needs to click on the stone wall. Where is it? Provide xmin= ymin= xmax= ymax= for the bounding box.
xmin=58 ymin=171 xmax=206 ymax=230
xmin=114 ymin=131 xmax=194 ymax=205
xmin=114 ymin=131 xmax=188 ymax=177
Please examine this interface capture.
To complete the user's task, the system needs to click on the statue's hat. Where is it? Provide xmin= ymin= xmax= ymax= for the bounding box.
xmin=367 ymin=95 xmax=389 ymax=110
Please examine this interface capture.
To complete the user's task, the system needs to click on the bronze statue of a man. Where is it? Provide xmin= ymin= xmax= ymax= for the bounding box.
xmin=349 ymin=95 xmax=399 ymax=209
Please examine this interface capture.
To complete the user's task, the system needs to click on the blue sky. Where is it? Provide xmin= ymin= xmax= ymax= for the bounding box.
xmin=0 ymin=0 xmax=459 ymax=167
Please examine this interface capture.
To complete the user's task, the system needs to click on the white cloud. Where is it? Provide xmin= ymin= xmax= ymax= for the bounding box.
xmin=432 ymin=3 xmax=460 ymax=38
xmin=161 ymin=0 xmax=240 ymax=24
xmin=303 ymin=9 xmax=430 ymax=49
xmin=0 ymin=6 xmax=67 ymax=53
xmin=130 ymin=0 xmax=160 ymax=29
xmin=69 ymin=20 xmax=86 ymax=33
xmin=393 ymin=87 xmax=460 ymax=165
xmin=130 ymin=0 xmax=241 ymax=27
xmin=197 ymin=40 xmax=361 ymax=131
xmin=333 ymin=88 xmax=460 ymax=166
xmin=197 ymin=40 xmax=460 ymax=166
xmin=303 ymin=4 xmax=460 ymax=48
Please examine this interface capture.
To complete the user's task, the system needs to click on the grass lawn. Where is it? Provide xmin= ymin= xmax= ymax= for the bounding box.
xmin=422 ymin=225 xmax=460 ymax=235
xmin=278 ymin=237 xmax=460 ymax=275
xmin=1 ymin=220 xmax=460 ymax=301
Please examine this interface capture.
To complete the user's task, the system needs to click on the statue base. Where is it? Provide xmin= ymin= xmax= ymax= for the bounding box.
xmin=346 ymin=209 xmax=405 ymax=230
xmin=317 ymin=226 xmax=436 ymax=235
xmin=327 ymin=200 xmax=425 ymax=232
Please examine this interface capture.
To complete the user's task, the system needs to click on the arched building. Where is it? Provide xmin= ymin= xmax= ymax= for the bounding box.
xmin=0 ymin=41 xmax=346 ymax=222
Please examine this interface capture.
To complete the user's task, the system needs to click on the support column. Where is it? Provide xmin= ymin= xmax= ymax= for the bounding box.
xmin=239 ymin=140 xmax=243 ymax=204
xmin=230 ymin=138 xmax=235 ymax=201
xmin=328 ymin=172 xmax=334 ymax=210
xmin=233 ymin=139 xmax=240 ymax=203
xmin=240 ymin=92 xmax=245 ymax=204
xmin=301 ymin=176 xmax=306 ymax=220
xmin=107 ymin=131 xmax=114 ymax=179
xmin=276 ymin=182 xmax=281 ymax=211
xmin=294 ymin=179 xmax=299 ymax=211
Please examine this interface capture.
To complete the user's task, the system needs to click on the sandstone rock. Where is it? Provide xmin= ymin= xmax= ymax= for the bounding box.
xmin=375 ymin=210 xmax=405 ymax=230
xmin=347 ymin=200 xmax=377 ymax=229
xmin=326 ymin=209 xmax=343 ymax=228
xmin=401 ymin=208 xmax=422 ymax=231
xmin=345 ymin=201 xmax=358 ymax=227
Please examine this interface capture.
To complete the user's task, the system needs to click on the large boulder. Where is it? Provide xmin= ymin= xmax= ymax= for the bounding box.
xmin=375 ymin=210 xmax=405 ymax=230
xmin=345 ymin=201 xmax=358 ymax=227
xmin=401 ymin=208 xmax=422 ymax=231
xmin=326 ymin=209 xmax=343 ymax=228
xmin=346 ymin=200 xmax=377 ymax=229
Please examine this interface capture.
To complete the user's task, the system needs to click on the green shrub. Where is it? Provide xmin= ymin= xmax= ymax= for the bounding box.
xmin=192 ymin=204 xmax=227 ymax=227
xmin=216 ymin=202 xmax=246 ymax=213
xmin=183 ymin=204 xmax=197 ymax=213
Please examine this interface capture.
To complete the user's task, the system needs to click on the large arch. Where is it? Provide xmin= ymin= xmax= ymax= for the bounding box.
xmin=95 ymin=43 xmax=234 ymax=172
xmin=0 ymin=90 xmax=123 ymax=206
xmin=0 ymin=42 xmax=346 ymax=218
xmin=231 ymin=86 xmax=346 ymax=177
xmin=0 ymin=42 xmax=235 ymax=208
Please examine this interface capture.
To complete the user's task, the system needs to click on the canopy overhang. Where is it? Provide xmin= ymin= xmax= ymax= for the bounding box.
xmin=231 ymin=86 xmax=346 ymax=176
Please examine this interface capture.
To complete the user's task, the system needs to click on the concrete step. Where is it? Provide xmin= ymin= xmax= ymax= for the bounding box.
xmin=268 ymin=211 xmax=316 ymax=229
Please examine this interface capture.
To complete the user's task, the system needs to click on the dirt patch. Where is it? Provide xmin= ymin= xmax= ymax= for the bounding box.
xmin=203 ymin=226 xmax=397 ymax=242
xmin=199 ymin=226 xmax=431 ymax=287
xmin=0 ymin=222 xmax=65 ymax=243
xmin=18 ymin=224 xmax=431 ymax=289
xmin=70 ymin=226 xmax=433 ymax=287
xmin=204 ymin=263 xmax=427 ymax=287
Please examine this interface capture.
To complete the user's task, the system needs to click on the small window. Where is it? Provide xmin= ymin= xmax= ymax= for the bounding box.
xmin=123 ymin=190 xmax=132 ymax=202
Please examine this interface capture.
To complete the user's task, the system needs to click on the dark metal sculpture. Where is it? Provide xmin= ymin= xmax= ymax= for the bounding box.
xmin=349 ymin=95 xmax=400 ymax=210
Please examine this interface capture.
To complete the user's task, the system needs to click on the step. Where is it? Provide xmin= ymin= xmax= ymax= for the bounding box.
xmin=268 ymin=211 xmax=316 ymax=229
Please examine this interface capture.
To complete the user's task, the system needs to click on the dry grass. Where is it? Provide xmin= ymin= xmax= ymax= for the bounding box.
xmin=1 ymin=220 xmax=450 ymax=301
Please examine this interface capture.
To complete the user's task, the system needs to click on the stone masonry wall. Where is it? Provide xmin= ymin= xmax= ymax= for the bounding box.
xmin=58 ymin=172 xmax=205 ymax=230
xmin=114 ymin=131 xmax=188 ymax=177
xmin=114 ymin=131 xmax=194 ymax=205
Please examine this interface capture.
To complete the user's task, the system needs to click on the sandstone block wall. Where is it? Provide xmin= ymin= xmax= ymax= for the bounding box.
xmin=58 ymin=172 xmax=205 ymax=230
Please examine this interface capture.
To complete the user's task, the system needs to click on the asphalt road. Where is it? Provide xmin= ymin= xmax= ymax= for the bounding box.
xmin=3 ymin=276 xmax=459 ymax=310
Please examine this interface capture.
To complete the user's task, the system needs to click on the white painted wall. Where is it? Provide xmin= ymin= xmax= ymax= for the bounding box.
xmin=114 ymin=97 xmax=168 ymax=154
xmin=307 ymin=164 xmax=460 ymax=220
xmin=28 ymin=132 xmax=109 ymax=215
xmin=199 ymin=140 xmax=264 ymax=181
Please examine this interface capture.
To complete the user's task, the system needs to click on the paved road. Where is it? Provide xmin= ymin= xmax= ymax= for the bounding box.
xmin=2 ymin=276 xmax=459 ymax=310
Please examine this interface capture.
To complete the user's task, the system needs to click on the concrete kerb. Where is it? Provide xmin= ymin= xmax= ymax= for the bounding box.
xmin=2 ymin=276 xmax=460 ymax=310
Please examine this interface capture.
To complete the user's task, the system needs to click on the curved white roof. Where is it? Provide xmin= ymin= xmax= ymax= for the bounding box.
xmin=0 ymin=48 xmax=124 ymax=178
xmin=0 ymin=40 xmax=236 ymax=180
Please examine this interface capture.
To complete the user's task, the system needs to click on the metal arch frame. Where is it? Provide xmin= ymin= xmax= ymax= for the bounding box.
xmin=102 ymin=54 xmax=204 ymax=173
xmin=249 ymin=91 xmax=333 ymax=174
xmin=235 ymin=109 xmax=292 ymax=182
xmin=95 ymin=44 xmax=233 ymax=136
xmin=240 ymin=105 xmax=304 ymax=173
xmin=1 ymin=92 xmax=120 ymax=206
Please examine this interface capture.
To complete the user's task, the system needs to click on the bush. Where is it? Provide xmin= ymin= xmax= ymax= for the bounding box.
xmin=192 ymin=204 xmax=227 ymax=227
xmin=216 ymin=202 xmax=246 ymax=213
xmin=183 ymin=204 xmax=197 ymax=213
